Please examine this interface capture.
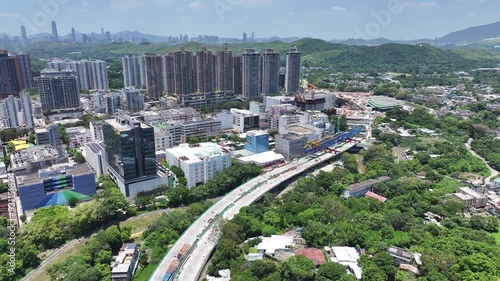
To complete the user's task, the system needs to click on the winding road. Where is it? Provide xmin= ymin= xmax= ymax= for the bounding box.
xmin=466 ymin=138 xmax=499 ymax=184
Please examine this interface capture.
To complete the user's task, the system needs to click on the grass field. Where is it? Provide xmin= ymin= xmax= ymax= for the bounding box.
xmin=120 ymin=210 xmax=165 ymax=235
xmin=29 ymin=238 xmax=89 ymax=281
xmin=492 ymin=229 xmax=500 ymax=245
xmin=134 ymin=262 xmax=161 ymax=281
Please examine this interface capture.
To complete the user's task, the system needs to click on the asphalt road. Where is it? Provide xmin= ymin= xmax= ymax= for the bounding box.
xmin=466 ymin=138 xmax=499 ymax=185
xmin=150 ymin=141 xmax=359 ymax=281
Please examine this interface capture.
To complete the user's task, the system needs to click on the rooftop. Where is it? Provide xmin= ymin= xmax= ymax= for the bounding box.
xmin=388 ymin=246 xmax=413 ymax=260
xmin=288 ymin=125 xmax=315 ymax=135
xmin=366 ymin=96 xmax=404 ymax=109
xmin=457 ymin=187 xmax=487 ymax=199
xmin=329 ymin=246 xmax=360 ymax=263
xmin=277 ymin=134 xmax=308 ymax=141
xmin=11 ymin=146 xmax=65 ymax=170
xmin=347 ymin=176 xmax=392 ymax=191
xmin=295 ymin=248 xmax=325 ymax=266
xmin=17 ymin=163 xmax=93 ymax=186
xmin=454 ymin=193 xmax=473 ymax=201
xmin=256 ymin=235 xmax=295 ymax=255
xmin=84 ymin=142 xmax=105 ymax=154
xmin=230 ymin=108 xmax=258 ymax=116
xmin=365 ymin=191 xmax=388 ymax=203
xmin=104 ymin=116 xmax=150 ymax=131
xmin=112 ymin=243 xmax=138 ymax=274
xmin=238 ymin=151 xmax=284 ymax=166
xmin=166 ymin=143 xmax=230 ymax=164
xmin=246 ymin=130 xmax=269 ymax=137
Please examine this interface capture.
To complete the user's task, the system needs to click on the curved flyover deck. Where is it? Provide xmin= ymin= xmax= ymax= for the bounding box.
xmin=150 ymin=134 xmax=361 ymax=281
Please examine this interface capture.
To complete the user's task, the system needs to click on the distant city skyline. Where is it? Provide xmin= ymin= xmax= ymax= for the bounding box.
xmin=0 ymin=1 xmax=499 ymax=40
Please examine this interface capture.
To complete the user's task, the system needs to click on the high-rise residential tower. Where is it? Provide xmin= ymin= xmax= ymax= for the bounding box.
xmin=286 ymin=47 xmax=301 ymax=95
xmin=124 ymin=88 xmax=145 ymax=113
xmin=122 ymin=55 xmax=142 ymax=88
xmin=20 ymin=91 xmax=34 ymax=128
xmin=261 ymin=48 xmax=280 ymax=96
xmin=233 ymin=55 xmax=242 ymax=95
xmin=16 ymin=53 xmax=33 ymax=89
xmin=216 ymin=45 xmax=233 ymax=92
xmin=0 ymin=50 xmax=22 ymax=98
xmin=37 ymin=69 xmax=80 ymax=114
xmin=173 ymin=48 xmax=194 ymax=96
xmin=144 ymin=53 xmax=164 ymax=100
xmin=242 ymin=49 xmax=261 ymax=100
xmin=161 ymin=54 xmax=175 ymax=94
xmin=195 ymin=47 xmax=215 ymax=93
xmin=47 ymin=59 xmax=109 ymax=90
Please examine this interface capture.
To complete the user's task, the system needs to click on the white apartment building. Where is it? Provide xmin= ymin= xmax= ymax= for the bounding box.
xmin=165 ymin=143 xmax=232 ymax=188
xmin=66 ymin=126 xmax=93 ymax=148
xmin=230 ymin=108 xmax=259 ymax=133
xmin=83 ymin=142 xmax=108 ymax=178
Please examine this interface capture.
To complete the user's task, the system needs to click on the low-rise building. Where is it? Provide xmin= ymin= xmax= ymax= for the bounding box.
xmin=212 ymin=110 xmax=233 ymax=130
xmin=89 ymin=120 xmax=104 ymax=142
xmin=344 ymin=176 xmax=392 ymax=198
xmin=182 ymin=119 xmax=221 ymax=139
xmin=66 ymin=126 xmax=93 ymax=148
xmin=388 ymin=246 xmax=414 ymax=266
xmin=326 ymin=246 xmax=362 ymax=280
xmin=275 ymin=134 xmax=308 ymax=161
xmin=255 ymin=235 xmax=295 ymax=256
xmin=35 ymin=124 xmax=61 ymax=146
xmin=181 ymin=91 xmax=235 ymax=109
xmin=454 ymin=187 xmax=488 ymax=208
xmin=207 ymin=270 xmax=231 ymax=281
xmin=244 ymin=130 xmax=269 ymax=154
xmin=152 ymin=119 xmax=222 ymax=151
xmin=16 ymin=163 xmax=96 ymax=212
xmin=83 ymin=142 xmax=108 ymax=178
xmin=165 ymin=143 xmax=232 ymax=188
xmin=11 ymin=146 xmax=68 ymax=175
xmin=230 ymin=108 xmax=259 ymax=133
xmin=295 ymin=248 xmax=325 ymax=267
xmin=111 ymin=243 xmax=140 ymax=281
xmin=264 ymin=95 xmax=295 ymax=109
xmin=159 ymin=107 xmax=201 ymax=122
xmin=238 ymin=151 xmax=284 ymax=167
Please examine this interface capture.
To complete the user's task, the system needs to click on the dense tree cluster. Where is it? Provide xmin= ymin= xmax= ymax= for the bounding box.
xmin=0 ymin=176 xmax=133 ymax=281
xmin=472 ymin=137 xmax=500 ymax=171
xmin=46 ymin=225 xmax=132 ymax=281
xmin=141 ymin=201 xmax=212 ymax=267
xmin=205 ymin=108 xmax=500 ymax=281
xmin=135 ymin=161 xmax=261 ymax=209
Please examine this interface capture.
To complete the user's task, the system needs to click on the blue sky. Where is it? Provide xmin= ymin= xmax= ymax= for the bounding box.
xmin=0 ymin=0 xmax=499 ymax=40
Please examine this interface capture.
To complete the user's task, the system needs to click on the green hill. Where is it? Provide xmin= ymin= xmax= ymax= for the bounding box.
xmin=22 ymin=38 xmax=500 ymax=73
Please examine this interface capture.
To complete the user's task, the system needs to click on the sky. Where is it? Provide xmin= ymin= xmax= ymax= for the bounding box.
xmin=0 ymin=0 xmax=499 ymax=40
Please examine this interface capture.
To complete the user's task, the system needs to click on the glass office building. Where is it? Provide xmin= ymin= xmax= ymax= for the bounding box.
xmin=103 ymin=116 xmax=156 ymax=197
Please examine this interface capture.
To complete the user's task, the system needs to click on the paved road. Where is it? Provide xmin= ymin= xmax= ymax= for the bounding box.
xmin=23 ymin=207 xmax=176 ymax=281
xmin=150 ymin=141 xmax=359 ymax=281
xmin=466 ymin=138 xmax=499 ymax=184
xmin=21 ymin=238 xmax=80 ymax=281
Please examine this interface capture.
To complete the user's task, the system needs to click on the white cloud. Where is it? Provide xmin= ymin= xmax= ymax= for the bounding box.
xmin=110 ymin=0 xmax=144 ymax=10
xmin=0 ymin=13 xmax=21 ymax=18
xmin=401 ymin=1 xmax=439 ymax=9
xmin=188 ymin=1 xmax=205 ymax=9
xmin=331 ymin=6 xmax=347 ymax=12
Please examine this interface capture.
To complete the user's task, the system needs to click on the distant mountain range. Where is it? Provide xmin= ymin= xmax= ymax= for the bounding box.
xmin=3 ymin=21 xmax=499 ymax=50
xmin=332 ymin=21 xmax=500 ymax=49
